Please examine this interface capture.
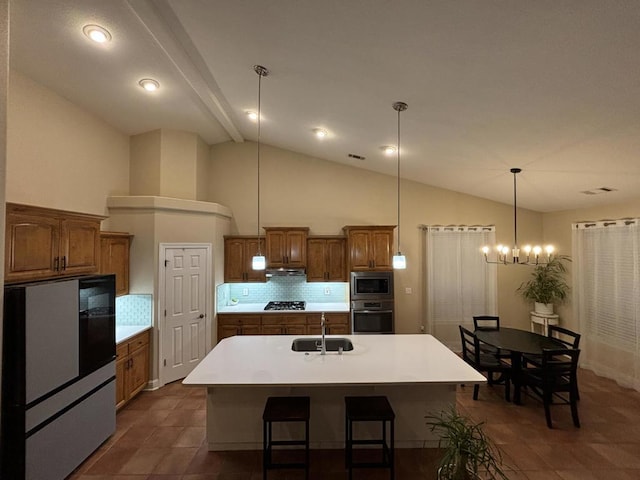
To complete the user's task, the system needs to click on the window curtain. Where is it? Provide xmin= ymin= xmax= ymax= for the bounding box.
xmin=425 ymin=226 xmax=497 ymax=351
xmin=573 ymin=219 xmax=640 ymax=391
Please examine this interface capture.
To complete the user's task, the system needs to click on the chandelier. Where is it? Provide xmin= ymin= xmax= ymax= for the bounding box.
xmin=482 ymin=168 xmax=555 ymax=265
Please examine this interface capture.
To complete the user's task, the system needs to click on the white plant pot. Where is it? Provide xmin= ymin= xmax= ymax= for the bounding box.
xmin=534 ymin=302 xmax=554 ymax=315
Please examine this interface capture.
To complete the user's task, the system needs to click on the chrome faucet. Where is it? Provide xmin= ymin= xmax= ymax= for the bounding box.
xmin=320 ymin=312 xmax=327 ymax=355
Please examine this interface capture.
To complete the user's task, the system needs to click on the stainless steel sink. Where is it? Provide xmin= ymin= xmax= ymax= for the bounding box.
xmin=291 ymin=337 xmax=354 ymax=352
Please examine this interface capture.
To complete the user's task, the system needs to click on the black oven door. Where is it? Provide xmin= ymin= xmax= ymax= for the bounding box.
xmin=351 ymin=309 xmax=394 ymax=334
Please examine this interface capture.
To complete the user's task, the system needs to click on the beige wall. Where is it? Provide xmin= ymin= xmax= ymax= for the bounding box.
xmin=209 ymin=141 xmax=544 ymax=333
xmin=7 ymin=70 xmax=129 ymax=218
xmin=130 ymin=129 xmax=162 ymax=197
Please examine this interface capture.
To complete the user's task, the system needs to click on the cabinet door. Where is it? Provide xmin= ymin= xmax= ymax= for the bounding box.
xmin=127 ymin=344 xmax=149 ymax=399
xmin=240 ymin=325 xmax=261 ymax=335
xmin=284 ymin=324 xmax=307 ymax=335
xmin=60 ymin=218 xmax=101 ymax=275
xmin=224 ymin=238 xmax=247 ymax=282
xmin=265 ymin=230 xmax=287 ymax=266
xmin=261 ymin=325 xmax=284 ymax=335
xmin=5 ymin=210 xmax=60 ymax=282
xmin=285 ymin=230 xmax=307 ymax=267
xmin=370 ymin=229 xmax=393 ymax=270
xmin=306 ymin=239 xmax=328 ymax=282
xmin=115 ymin=356 xmax=127 ymax=409
xmin=244 ymin=238 xmax=266 ymax=282
xmin=326 ymin=238 xmax=346 ymax=281
xmin=100 ymin=234 xmax=131 ymax=296
xmin=218 ymin=325 xmax=240 ymax=340
xmin=348 ymin=230 xmax=372 ymax=271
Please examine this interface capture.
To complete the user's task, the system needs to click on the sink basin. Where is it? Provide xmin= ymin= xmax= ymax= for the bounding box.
xmin=291 ymin=337 xmax=354 ymax=352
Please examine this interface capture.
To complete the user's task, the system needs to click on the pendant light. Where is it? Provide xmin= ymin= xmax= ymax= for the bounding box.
xmin=392 ymin=101 xmax=408 ymax=270
xmin=251 ymin=64 xmax=269 ymax=270
xmin=482 ymin=168 xmax=555 ymax=265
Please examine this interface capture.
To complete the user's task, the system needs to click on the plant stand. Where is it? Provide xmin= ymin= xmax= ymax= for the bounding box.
xmin=530 ymin=311 xmax=559 ymax=336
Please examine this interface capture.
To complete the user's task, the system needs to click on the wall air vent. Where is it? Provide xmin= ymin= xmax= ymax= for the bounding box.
xmin=348 ymin=153 xmax=366 ymax=160
xmin=580 ymin=187 xmax=618 ymax=195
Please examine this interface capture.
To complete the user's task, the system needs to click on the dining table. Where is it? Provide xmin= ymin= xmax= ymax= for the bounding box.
xmin=474 ymin=327 xmax=566 ymax=404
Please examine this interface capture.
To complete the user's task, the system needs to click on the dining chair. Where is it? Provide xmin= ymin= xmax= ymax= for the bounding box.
xmin=472 ymin=315 xmax=511 ymax=364
xmin=547 ymin=325 xmax=581 ymax=349
xmin=521 ymin=348 xmax=581 ymax=428
xmin=459 ymin=325 xmax=511 ymax=402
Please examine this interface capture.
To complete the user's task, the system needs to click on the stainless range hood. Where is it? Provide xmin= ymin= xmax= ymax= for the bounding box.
xmin=265 ymin=267 xmax=306 ymax=277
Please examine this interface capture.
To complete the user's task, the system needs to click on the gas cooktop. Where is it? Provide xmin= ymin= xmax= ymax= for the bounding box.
xmin=264 ymin=301 xmax=306 ymax=311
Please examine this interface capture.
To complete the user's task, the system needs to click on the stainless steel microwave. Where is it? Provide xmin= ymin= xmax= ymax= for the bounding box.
xmin=350 ymin=271 xmax=394 ymax=301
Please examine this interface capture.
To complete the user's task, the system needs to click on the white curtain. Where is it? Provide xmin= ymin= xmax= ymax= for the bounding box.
xmin=573 ymin=219 xmax=640 ymax=391
xmin=425 ymin=226 xmax=497 ymax=351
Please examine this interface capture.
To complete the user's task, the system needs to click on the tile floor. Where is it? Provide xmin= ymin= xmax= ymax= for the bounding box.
xmin=69 ymin=367 xmax=640 ymax=479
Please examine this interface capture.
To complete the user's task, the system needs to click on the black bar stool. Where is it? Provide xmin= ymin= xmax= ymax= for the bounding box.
xmin=344 ymin=395 xmax=395 ymax=480
xmin=262 ymin=396 xmax=310 ymax=480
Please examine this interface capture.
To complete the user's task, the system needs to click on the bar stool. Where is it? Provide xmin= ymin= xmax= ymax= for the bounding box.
xmin=262 ymin=396 xmax=310 ymax=480
xmin=344 ymin=396 xmax=395 ymax=480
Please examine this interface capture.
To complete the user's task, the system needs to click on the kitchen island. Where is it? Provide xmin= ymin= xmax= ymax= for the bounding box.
xmin=183 ymin=334 xmax=485 ymax=450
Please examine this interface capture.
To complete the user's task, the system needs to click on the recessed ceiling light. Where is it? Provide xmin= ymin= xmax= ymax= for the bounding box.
xmin=138 ymin=78 xmax=160 ymax=92
xmin=82 ymin=24 xmax=112 ymax=44
xmin=381 ymin=145 xmax=397 ymax=155
xmin=246 ymin=110 xmax=258 ymax=121
xmin=313 ymin=128 xmax=328 ymax=139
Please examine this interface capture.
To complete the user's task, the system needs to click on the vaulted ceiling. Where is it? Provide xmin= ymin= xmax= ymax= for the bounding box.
xmin=10 ymin=0 xmax=640 ymax=212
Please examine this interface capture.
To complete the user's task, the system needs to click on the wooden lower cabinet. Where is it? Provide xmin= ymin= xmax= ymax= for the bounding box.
xmin=307 ymin=313 xmax=350 ymax=335
xmin=217 ymin=315 xmax=262 ymax=340
xmin=217 ymin=312 xmax=350 ymax=341
xmin=261 ymin=315 xmax=307 ymax=335
xmin=116 ymin=329 xmax=150 ymax=410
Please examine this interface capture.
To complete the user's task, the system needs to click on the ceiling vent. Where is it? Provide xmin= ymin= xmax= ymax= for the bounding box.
xmin=348 ymin=153 xmax=366 ymax=160
xmin=580 ymin=187 xmax=617 ymax=195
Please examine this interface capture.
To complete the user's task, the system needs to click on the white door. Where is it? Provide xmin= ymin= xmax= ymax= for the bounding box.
xmin=162 ymin=246 xmax=208 ymax=384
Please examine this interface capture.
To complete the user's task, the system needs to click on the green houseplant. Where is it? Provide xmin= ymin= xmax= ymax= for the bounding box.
xmin=516 ymin=255 xmax=570 ymax=314
xmin=426 ymin=406 xmax=509 ymax=480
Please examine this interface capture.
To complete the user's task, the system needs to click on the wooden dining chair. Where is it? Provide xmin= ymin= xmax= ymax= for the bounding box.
xmin=521 ymin=348 xmax=581 ymax=428
xmin=459 ymin=325 xmax=511 ymax=402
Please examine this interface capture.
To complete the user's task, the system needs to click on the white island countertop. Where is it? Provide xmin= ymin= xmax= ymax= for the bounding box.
xmin=217 ymin=302 xmax=349 ymax=314
xmin=183 ymin=334 xmax=485 ymax=387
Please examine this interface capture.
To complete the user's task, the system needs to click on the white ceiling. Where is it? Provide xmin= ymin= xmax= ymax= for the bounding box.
xmin=10 ymin=0 xmax=640 ymax=212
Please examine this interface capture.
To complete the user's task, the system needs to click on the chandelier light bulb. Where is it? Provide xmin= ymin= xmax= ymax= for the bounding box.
xmin=523 ymin=245 xmax=532 ymax=254
xmin=532 ymin=246 xmax=542 ymax=256
xmin=482 ymin=246 xmax=490 ymax=255
xmin=545 ymin=245 xmax=555 ymax=255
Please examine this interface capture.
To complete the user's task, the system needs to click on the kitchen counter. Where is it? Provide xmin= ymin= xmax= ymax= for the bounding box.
xmin=184 ymin=334 xmax=484 ymax=450
xmin=217 ymin=302 xmax=349 ymax=314
xmin=116 ymin=325 xmax=152 ymax=344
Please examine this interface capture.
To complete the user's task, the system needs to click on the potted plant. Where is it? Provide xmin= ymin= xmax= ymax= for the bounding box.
xmin=426 ymin=406 xmax=509 ymax=480
xmin=517 ymin=255 xmax=570 ymax=315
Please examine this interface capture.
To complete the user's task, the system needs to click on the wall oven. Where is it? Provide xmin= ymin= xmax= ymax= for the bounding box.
xmin=79 ymin=274 xmax=116 ymax=376
xmin=351 ymin=300 xmax=394 ymax=334
xmin=350 ymin=271 xmax=394 ymax=301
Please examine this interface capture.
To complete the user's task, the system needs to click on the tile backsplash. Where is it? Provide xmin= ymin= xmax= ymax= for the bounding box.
xmin=116 ymin=294 xmax=153 ymax=326
xmin=217 ymin=277 xmax=348 ymax=308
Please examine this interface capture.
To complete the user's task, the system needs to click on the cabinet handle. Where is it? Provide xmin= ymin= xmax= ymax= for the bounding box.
xmin=54 ymin=256 xmax=59 ymax=271
xmin=61 ymin=256 xmax=67 ymax=271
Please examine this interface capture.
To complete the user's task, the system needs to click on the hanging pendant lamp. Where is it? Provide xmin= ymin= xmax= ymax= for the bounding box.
xmin=482 ymin=168 xmax=555 ymax=265
xmin=251 ymin=65 xmax=269 ymax=270
xmin=392 ymin=101 xmax=408 ymax=270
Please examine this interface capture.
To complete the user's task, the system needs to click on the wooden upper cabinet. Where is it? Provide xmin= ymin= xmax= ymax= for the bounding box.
xmin=224 ymin=236 xmax=266 ymax=283
xmin=100 ymin=232 xmax=132 ymax=296
xmin=307 ymin=236 xmax=346 ymax=282
xmin=5 ymin=203 xmax=104 ymax=283
xmin=343 ymin=226 xmax=395 ymax=271
xmin=264 ymin=227 xmax=309 ymax=268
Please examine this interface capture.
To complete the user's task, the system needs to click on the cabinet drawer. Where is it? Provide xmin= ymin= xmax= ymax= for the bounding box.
xmin=218 ymin=314 xmax=261 ymax=326
xmin=306 ymin=313 xmax=349 ymax=326
xmin=116 ymin=343 xmax=129 ymax=360
xmin=128 ymin=330 xmax=149 ymax=351
xmin=262 ymin=314 xmax=307 ymax=326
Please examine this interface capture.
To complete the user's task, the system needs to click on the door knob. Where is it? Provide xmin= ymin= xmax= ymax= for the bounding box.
xmin=198 ymin=314 xmax=204 ymax=318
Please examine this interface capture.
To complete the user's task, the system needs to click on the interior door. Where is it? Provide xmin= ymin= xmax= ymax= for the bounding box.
xmin=162 ymin=246 xmax=208 ymax=384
